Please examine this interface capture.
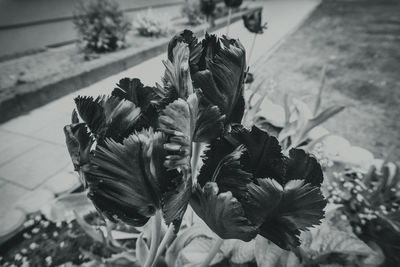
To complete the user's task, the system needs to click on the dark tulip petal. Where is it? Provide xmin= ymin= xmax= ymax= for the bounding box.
xmin=168 ymin=30 xmax=203 ymax=74
xmin=87 ymin=130 xmax=163 ymax=225
xmin=192 ymin=33 xmax=246 ymax=125
xmin=64 ymin=122 xmax=93 ymax=171
xmin=112 ymin=78 xmax=160 ymax=127
xmin=198 ymin=142 xmax=252 ymax=201
xmin=244 ymin=178 xmax=327 ymax=250
xmin=159 ymin=93 xmax=224 ymax=170
xmin=242 ymin=8 xmax=266 ymax=34
xmin=75 ymin=96 xmax=106 ymax=135
xmin=87 ymin=183 xmax=151 ymax=227
xmin=161 ymin=169 xmax=192 ymax=231
xmin=230 ymin=125 xmax=286 ymax=183
xmin=200 ymin=0 xmax=217 ymax=16
xmin=286 ymin=148 xmax=324 ymax=186
xmin=190 ymin=182 xmax=257 ymax=241
xmin=74 ymin=95 xmax=142 ymax=142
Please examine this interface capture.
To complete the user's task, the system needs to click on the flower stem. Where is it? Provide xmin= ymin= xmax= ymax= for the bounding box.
xmin=247 ymin=33 xmax=257 ymax=67
xmin=144 ymin=211 xmax=161 ymax=267
xmin=226 ymin=8 xmax=232 ymax=36
xmin=200 ymin=237 xmax=223 ymax=267
xmin=151 ymin=224 xmax=175 ymax=267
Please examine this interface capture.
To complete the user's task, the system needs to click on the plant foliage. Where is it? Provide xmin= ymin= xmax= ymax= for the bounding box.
xmin=73 ymin=0 xmax=131 ymax=53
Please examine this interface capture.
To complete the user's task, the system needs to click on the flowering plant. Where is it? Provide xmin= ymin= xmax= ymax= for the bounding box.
xmin=73 ymin=0 xmax=131 ymax=53
xmin=64 ymin=30 xmax=327 ymax=266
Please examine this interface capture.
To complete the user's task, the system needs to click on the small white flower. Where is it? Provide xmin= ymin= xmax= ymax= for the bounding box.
xmin=29 ymin=243 xmax=38 ymax=250
xmin=45 ymin=256 xmax=52 ymax=266
xmin=14 ymin=253 xmax=22 ymax=261
xmin=34 ymin=215 xmax=42 ymax=222
xmin=53 ymin=231 xmax=59 ymax=237
xmin=31 ymin=228 xmax=40 ymax=234
xmin=21 ymin=249 xmax=28 ymax=254
xmin=60 ymin=241 xmax=65 ymax=248
xmin=23 ymin=233 xmax=31 ymax=239
xmin=23 ymin=219 xmax=35 ymax=228
xmin=41 ymin=221 xmax=50 ymax=228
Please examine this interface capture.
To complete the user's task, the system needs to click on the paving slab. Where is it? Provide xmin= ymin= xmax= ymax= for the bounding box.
xmin=0 ymin=142 xmax=69 ymax=189
xmin=0 ymin=183 xmax=29 ymax=214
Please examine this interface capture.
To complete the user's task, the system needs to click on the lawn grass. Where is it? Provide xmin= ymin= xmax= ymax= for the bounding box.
xmin=256 ymin=0 xmax=400 ymax=160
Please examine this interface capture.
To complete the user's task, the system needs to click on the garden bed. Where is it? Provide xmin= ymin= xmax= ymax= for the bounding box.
xmin=252 ymin=0 xmax=400 ymax=160
xmin=0 ymin=4 xmax=254 ymax=123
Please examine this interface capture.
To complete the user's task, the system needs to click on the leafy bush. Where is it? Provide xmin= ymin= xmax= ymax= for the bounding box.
xmin=133 ymin=9 xmax=173 ymax=37
xmin=326 ymin=163 xmax=400 ymax=266
xmin=73 ymin=0 xmax=131 ymax=53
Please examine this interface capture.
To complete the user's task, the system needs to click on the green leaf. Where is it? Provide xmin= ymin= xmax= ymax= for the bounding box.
xmin=245 ymin=178 xmax=326 ymax=250
xmin=294 ymin=105 xmax=345 ymax=147
xmin=136 ymin=233 xmax=149 ymax=266
xmin=254 ymin=236 xmax=291 ymax=267
xmin=104 ymin=252 xmax=139 ymax=267
xmin=307 ymin=222 xmax=385 ymax=266
xmin=41 ymin=192 xmax=95 ymax=223
xmin=221 ymin=239 xmax=256 ymax=264
xmin=190 ymin=182 xmax=257 ymax=241
xmin=165 ymin=224 xmax=224 ymax=267
xmin=74 ymin=210 xmax=105 ymax=243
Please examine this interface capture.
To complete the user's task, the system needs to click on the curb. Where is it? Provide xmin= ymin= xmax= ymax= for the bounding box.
xmin=0 ymin=2 xmax=184 ymax=31
xmin=0 ymin=7 xmax=258 ymax=124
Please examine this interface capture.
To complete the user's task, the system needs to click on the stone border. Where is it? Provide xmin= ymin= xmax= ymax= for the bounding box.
xmin=0 ymin=7 xmax=259 ymax=124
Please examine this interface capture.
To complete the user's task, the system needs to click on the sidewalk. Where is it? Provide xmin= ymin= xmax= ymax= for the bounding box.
xmin=0 ymin=0 xmax=320 ymax=238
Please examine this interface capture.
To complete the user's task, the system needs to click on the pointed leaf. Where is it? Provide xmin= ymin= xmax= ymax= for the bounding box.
xmin=255 ymin=236 xmax=290 ymax=267
xmin=41 ymin=192 xmax=95 ymax=223
xmin=136 ymin=233 xmax=149 ymax=266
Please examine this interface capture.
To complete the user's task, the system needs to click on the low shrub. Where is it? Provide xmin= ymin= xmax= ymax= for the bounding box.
xmin=73 ymin=0 xmax=131 ymax=54
xmin=133 ymin=9 xmax=173 ymax=37
xmin=181 ymin=0 xmax=205 ymax=25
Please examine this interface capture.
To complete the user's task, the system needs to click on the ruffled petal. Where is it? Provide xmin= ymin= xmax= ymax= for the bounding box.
xmin=190 ymin=182 xmax=257 ymax=241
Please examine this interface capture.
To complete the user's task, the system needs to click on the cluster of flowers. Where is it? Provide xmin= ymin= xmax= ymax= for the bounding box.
xmin=64 ymin=29 xmax=327 ymax=250
xmin=326 ymin=163 xmax=400 ymax=234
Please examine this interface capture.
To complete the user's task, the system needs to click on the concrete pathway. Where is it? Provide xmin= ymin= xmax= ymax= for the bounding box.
xmin=0 ymin=0 xmax=320 ymax=238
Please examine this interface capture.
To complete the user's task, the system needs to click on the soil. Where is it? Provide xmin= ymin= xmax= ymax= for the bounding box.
xmin=253 ymin=0 xmax=400 ymax=160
